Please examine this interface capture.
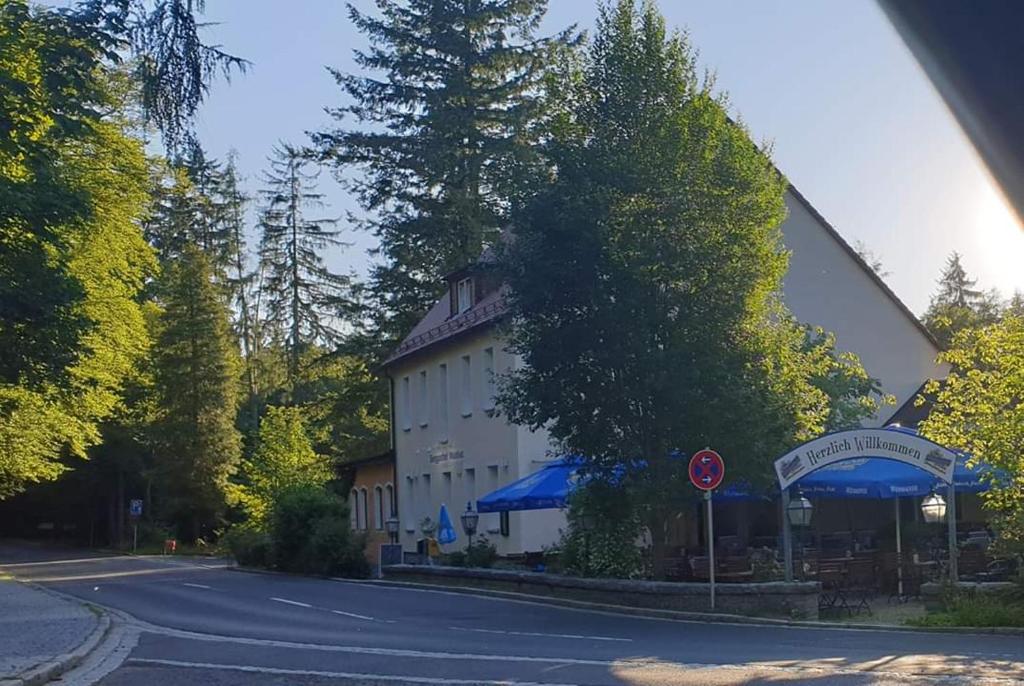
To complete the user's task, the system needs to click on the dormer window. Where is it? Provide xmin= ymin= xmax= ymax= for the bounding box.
xmin=456 ymin=277 xmax=474 ymax=314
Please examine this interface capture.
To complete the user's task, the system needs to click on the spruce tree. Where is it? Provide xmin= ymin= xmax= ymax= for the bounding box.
xmin=923 ymin=252 xmax=1002 ymax=348
xmin=257 ymin=143 xmax=350 ymax=386
xmin=314 ymin=0 xmax=576 ymax=352
xmin=151 ymin=245 xmax=241 ymax=539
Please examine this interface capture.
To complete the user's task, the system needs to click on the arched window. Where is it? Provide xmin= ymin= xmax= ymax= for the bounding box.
xmin=385 ymin=484 xmax=394 ymax=520
xmin=358 ymin=488 xmax=369 ymax=531
xmin=350 ymin=489 xmax=359 ymax=530
xmin=374 ymin=485 xmax=384 ymax=530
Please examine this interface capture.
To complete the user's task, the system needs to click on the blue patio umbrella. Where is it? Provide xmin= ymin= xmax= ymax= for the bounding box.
xmin=476 ymin=457 xmax=582 ymax=513
xmin=437 ymin=503 xmax=457 ymax=545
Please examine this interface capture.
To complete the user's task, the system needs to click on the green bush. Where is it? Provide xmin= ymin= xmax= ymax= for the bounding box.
xmin=269 ymin=485 xmax=369 ymax=578
xmin=559 ymin=482 xmax=647 ymax=579
xmin=466 ymin=536 xmax=498 ymax=568
xmin=444 ymin=550 xmax=467 ymax=567
xmin=224 ymin=526 xmax=272 ymax=568
xmin=908 ymin=588 xmax=1024 ymax=628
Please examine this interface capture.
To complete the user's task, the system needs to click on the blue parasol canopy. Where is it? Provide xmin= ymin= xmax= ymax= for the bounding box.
xmin=794 ymin=454 xmax=988 ymax=499
xmin=476 ymin=457 xmax=582 ymax=513
xmin=437 ymin=503 xmax=457 ymax=544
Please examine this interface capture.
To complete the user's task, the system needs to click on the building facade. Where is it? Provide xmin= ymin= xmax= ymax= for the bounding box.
xmin=342 ymin=453 xmax=396 ymax=566
xmin=383 ymin=186 xmax=946 ymax=557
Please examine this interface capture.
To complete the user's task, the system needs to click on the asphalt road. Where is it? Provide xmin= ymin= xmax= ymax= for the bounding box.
xmin=1 ymin=542 xmax=1022 ymax=685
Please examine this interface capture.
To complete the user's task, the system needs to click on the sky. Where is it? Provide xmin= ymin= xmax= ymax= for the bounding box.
xmin=179 ymin=0 xmax=1024 ymax=316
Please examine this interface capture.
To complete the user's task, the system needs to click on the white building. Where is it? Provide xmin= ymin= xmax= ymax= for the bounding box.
xmin=382 ymin=185 xmax=945 ymax=556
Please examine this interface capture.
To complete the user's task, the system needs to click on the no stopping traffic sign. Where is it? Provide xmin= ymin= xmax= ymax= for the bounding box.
xmin=688 ymin=449 xmax=725 ymax=491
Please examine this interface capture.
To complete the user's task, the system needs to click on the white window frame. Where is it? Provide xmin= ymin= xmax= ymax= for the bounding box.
xmin=400 ymin=376 xmax=411 ymax=431
xmin=358 ymin=488 xmax=369 ymax=531
xmin=460 ymin=354 xmax=472 ymax=417
xmin=438 ymin=363 xmax=449 ymax=442
xmin=418 ymin=369 xmax=428 ymax=427
xmin=456 ymin=278 xmax=473 ymax=313
xmin=482 ymin=347 xmax=495 ymax=411
xmin=374 ymin=485 xmax=384 ymax=530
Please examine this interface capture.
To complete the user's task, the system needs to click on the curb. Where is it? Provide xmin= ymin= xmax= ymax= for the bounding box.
xmin=0 ymin=588 xmax=112 ymax=686
xmin=225 ymin=563 xmax=1024 ymax=637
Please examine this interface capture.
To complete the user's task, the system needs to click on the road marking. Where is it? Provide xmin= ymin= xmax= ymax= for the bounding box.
xmin=331 ymin=608 xmax=375 ymax=621
xmin=448 ymin=626 xmax=631 ymax=642
xmin=183 ymin=582 xmax=211 ymax=590
xmin=127 ymin=659 xmax=580 ymax=686
xmin=269 ymin=597 xmax=311 ymax=608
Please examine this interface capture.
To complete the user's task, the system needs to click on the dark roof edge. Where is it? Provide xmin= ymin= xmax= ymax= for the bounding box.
xmin=339 ymin=450 xmax=395 ymax=471
xmin=785 ymin=183 xmax=942 ymax=351
xmin=382 ymin=309 xmax=507 ymax=371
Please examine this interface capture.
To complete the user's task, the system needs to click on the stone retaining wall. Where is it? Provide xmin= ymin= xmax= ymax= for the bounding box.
xmin=382 ymin=565 xmax=821 ymax=619
xmin=920 ymin=581 xmax=1017 ymax=611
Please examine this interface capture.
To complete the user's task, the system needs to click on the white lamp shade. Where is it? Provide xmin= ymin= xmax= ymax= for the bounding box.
xmin=787 ymin=495 xmax=813 ymax=527
xmin=921 ymin=492 xmax=947 ymax=523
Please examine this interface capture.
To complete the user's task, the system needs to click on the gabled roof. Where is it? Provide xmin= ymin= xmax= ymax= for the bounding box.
xmin=383 ymin=184 xmax=940 ymax=367
xmin=383 ymin=286 xmax=508 ymax=368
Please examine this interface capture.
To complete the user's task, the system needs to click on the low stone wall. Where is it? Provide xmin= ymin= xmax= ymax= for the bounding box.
xmin=382 ymin=565 xmax=821 ymax=619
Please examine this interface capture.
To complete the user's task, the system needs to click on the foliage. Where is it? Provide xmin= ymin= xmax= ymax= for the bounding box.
xmin=803 ymin=327 xmax=893 ymax=431
xmin=495 ymin=1 xmax=879 ymax=576
xmin=292 ymin=352 xmax=390 ymax=464
xmin=465 ymin=536 xmax=499 ymax=569
xmin=908 ymin=587 xmax=1024 ymax=628
xmin=150 ymin=245 xmax=241 ymax=539
xmin=559 ymin=482 xmax=647 ymax=579
xmin=268 ymin=485 xmax=369 ymax=578
xmin=233 ymin=406 xmax=333 ymax=526
xmin=922 ymin=252 xmax=1002 ymax=349
xmin=314 ymin=0 xmax=578 ymax=355
xmin=1 ymin=4 xmax=156 ymax=498
xmin=920 ymin=315 xmax=1024 ymax=555
xmin=257 ymin=143 xmax=351 ymax=384
xmin=223 ymin=524 xmax=273 ymax=568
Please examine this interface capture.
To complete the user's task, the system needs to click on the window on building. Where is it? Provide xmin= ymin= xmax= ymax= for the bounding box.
xmin=482 ymin=347 xmax=495 ymax=411
xmin=438 ymin=363 xmax=448 ymax=442
xmin=418 ymin=369 xmax=428 ymax=427
xmin=422 ymin=474 xmax=432 ymax=520
xmin=464 ymin=468 xmax=475 ymax=507
xmin=350 ymin=489 xmax=358 ymax=530
xmin=385 ymin=483 xmax=394 ymax=519
xmin=460 ymin=354 xmax=472 ymax=416
xmin=456 ymin=277 xmax=473 ymax=313
xmin=404 ymin=476 xmax=415 ymax=532
xmin=401 ymin=376 xmax=411 ymax=431
xmin=374 ymin=485 xmax=384 ymax=530
xmin=359 ymin=488 xmax=369 ymax=531
xmin=443 ymin=471 xmax=452 ymax=505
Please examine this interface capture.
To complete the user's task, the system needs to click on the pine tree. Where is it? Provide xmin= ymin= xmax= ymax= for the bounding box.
xmin=151 ymin=245 xmax=241 ymax=539
xmin=923 ymin=252 xmax=1002 ymax=348
xmin=313 ymin=0 xmax=577 ymax=353
xmin=257 ymin=143 xmax=350 ymax=386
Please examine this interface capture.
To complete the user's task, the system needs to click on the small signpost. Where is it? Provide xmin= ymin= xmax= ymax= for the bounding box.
xmin=689 ymin=449 xmax=725 ymax=610
xmin=129 ymin=499 xmax=143 ymax=553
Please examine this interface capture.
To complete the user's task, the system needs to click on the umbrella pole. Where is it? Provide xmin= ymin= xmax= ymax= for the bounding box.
xmin=895 ymin=498 xmax=904 ymax=599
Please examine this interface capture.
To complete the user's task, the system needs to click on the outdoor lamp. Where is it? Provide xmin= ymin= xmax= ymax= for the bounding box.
xmin=786 ymin=492 xmax=814 ymax=527
xmin=921 ymin=492 xmax=947 ymax=524
xmin=460 ymin=502 xmax=479 ymax=549
xmin=385 ymin=515 xmax=400 ymax=544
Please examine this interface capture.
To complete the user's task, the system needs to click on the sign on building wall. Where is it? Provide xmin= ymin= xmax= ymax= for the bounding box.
xmin=774 ymin=428 xmax=957 ymax=490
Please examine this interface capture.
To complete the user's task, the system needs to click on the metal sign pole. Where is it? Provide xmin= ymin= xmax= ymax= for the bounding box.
xmin=781 ymin=489 xmax=793 ymax=582
xmin=947 ymin=483 xmax=958 ymax=582
xmin=706 ymin=490 xmax=715 ymax=610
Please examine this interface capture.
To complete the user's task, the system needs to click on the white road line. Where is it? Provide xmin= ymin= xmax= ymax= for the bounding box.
xmin=330 ymin=608 xmax=375 ymax=621
xmin=449 ymin=626 xmax=631 ymax=642
xmin=182 ymin=583 xmax=211 ymax=590
xmin=269 ymin=597 xmax=312 ymax=608
xmin=127 ymin=659 xmax=579 ymax=686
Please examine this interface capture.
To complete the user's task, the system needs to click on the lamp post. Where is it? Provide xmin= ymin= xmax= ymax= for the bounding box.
xmin=385 ymin=515 xmax=400 ymax=544
xmin=787 ymin=491 xmax=813 ymax=578
xmin=460 ymin=502 xmax=479 ymax=551
xmin=920 ymin=491 xmax=949 ymax=577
